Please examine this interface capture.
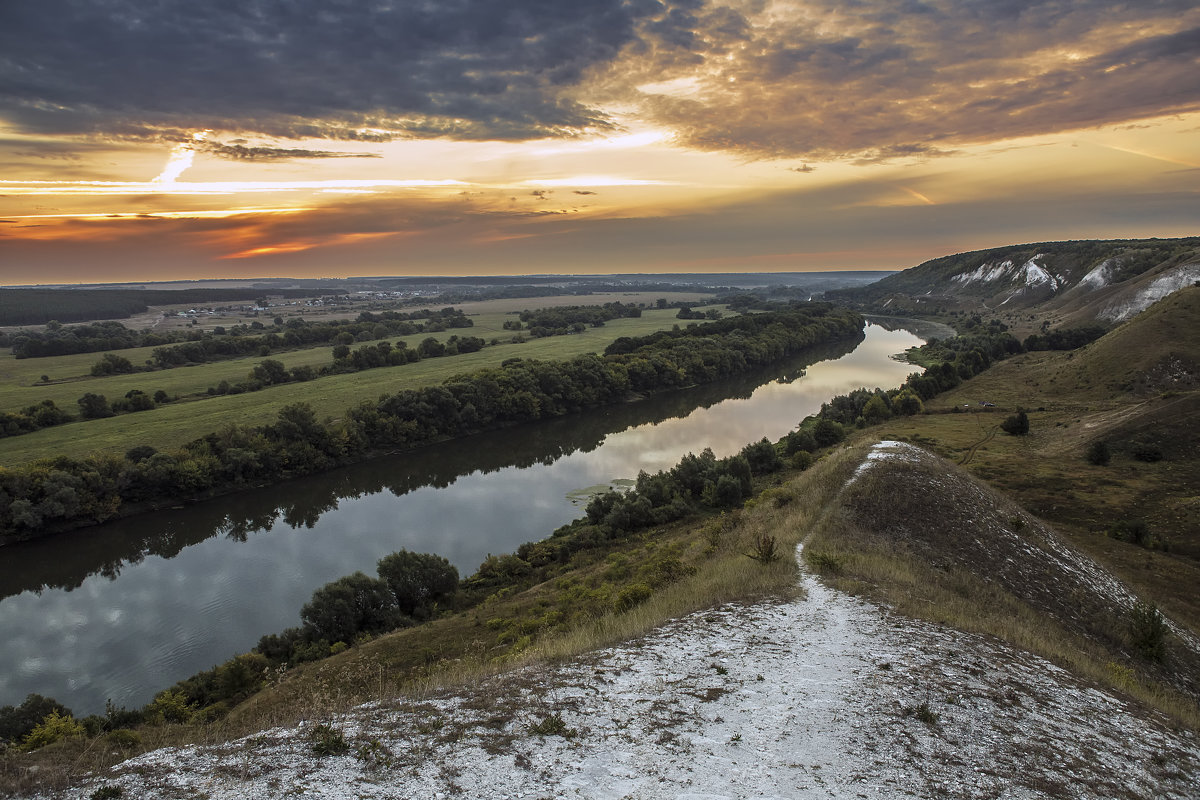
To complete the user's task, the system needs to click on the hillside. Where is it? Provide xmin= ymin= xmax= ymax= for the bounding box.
xmin=8 ymin=285 xmax=1200 ymax=798
xmin=31 ymin=442 xmax=1200 ymax=799
xmin=829 ymin=237 xmax=1200 ymax=334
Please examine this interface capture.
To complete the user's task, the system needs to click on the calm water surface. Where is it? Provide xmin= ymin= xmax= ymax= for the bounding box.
xmin=0 ymin=321 xmax=936 ymax=714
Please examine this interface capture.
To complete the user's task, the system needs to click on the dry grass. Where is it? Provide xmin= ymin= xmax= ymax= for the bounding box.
xmin=803 ymin=441 xmax=1200 ymax=731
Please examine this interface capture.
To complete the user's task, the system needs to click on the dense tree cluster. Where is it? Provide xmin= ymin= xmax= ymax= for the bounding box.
xmin=3 ymin=308 xmax=471 ymax=361
xmin=0 ymin=400 xmax=72 ymax=438
xmin=149 ymin=309 xmax=472 ymax=368
xmin=1022 ymin=325 xmax=1108 ymax=351
xmin=0 ymin=305 xmax=860 ymax=540
xmin=511 ymin=302 xmax=643 ymax=337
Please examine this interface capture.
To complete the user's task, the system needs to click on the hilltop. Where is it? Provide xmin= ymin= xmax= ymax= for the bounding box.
xmin=829 ymin=237 xmax=1200 ymax=335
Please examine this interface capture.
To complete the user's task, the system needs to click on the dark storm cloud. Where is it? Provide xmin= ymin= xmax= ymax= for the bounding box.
xmin=601 ymin=0 xmax=1200 ymax=159
xmin=0 ymin=0 xmax=660 ymax=140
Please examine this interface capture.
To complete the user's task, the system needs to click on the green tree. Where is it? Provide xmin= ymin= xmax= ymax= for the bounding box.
xmin=77 ymin=392 xmax=113 ymax=419
xmin=862 ymin=394 xmax=891 ymax=424
xmin=892 ymin=389 xmax=924 ymax=416
xmin=377 ymin=550 xmax=459 ymax=617
xmin=301 ymin=572 xmax=403 ymax=644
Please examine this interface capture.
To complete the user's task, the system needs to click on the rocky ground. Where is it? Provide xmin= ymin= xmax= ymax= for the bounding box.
xmin=62 ymin=549 xmax=1199 ymax=800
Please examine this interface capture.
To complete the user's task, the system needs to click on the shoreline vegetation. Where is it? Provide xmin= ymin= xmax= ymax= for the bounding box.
xmin=0 ymin=304 xmax=863 ymax=543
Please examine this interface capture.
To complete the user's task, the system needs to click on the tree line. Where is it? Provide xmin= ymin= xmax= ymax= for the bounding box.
xmin=0 ymin=305 xmax=861 ymax=540
xmin=3 ymin=307 xmax=472 ymax=360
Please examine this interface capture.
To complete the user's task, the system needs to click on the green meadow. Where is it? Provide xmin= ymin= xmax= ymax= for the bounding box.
xmin=0 ymin=306 xmax=721 ymax=466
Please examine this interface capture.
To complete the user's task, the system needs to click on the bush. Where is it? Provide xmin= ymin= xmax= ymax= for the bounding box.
xmin=1000 ymin=410 xmax=1029 ymax=435
xmin=746 ymin=533 xmax=781 ymax=563
xmin=301 ymin=572 xmax=403 ymax=644
xmin=77 ymin=392 xmax=113 ymax=419
xmin=1086 ymin=440 xmax=1111 ymax=466
xmin=1130 ymin=602 xmax=1168 ymax=663
xmin=309 ymin=723 xmax=349 ymax=756
xmin=528 ymin=713 xmax=576 ymax=738
xmin=145 ymin=690 xmax=195 ymax=724
xmin=614 ymin=582 xmax=653 ymax=612
xmin=19 ymin=709 xmax=85 ymax=751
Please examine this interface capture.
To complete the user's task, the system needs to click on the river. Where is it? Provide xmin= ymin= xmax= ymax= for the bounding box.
xmin=0 ymin=319 xmax=942 ymax=715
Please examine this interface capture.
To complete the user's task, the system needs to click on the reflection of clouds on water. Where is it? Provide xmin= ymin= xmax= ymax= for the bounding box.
xmin=0 ymin=323 xmax=923 ymax=715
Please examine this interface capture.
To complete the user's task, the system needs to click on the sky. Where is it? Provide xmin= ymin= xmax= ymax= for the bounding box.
xmin=0 ymin=0 xmax=1198 ymax=285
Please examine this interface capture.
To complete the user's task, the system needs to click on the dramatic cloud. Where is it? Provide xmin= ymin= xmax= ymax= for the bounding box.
xmin=597 ymin=0 xmax=1200 ymax=159
xmin=2 ymin=0 xmax=1197 ymax=159
xmin=0 ymin=0 xmax=655 ymax=141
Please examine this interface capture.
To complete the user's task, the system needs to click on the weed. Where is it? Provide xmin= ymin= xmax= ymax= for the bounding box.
xmin=527 ymin=713 xmax=576 ymax=738
xmin=745 ymin=533 xmax=781 ymax=563
xmin=89 ymin=787 xmax=123 ymax=800
xmin=902 ymin=702 xmax=940 ymax=726
xmin=308 ymin=723 xmax=349 ymax=756
xmin=354 ymin=738 xmax=394 ymax=770
xmin=804 ymin=550 xmax=843 ymax=575
xmin=730 ymin=733 xmax=742 ymax=743
xmin=713 ymin=664 xmax=728 ymax=675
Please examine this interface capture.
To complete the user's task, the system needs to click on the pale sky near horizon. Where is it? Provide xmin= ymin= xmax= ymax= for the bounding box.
xmin=1 ymin=0 xmax=1198 ymax=285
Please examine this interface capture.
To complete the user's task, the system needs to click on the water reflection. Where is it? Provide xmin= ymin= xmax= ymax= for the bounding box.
xmin=0 ymin=323 xmax=923 ymax=714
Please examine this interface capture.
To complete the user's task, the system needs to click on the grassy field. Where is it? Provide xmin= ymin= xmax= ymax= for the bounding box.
xmin=0 ymin=305 xmax=724 ymax=466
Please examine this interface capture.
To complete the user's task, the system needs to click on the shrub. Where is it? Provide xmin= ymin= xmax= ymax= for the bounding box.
xmin=1109 ymin=519 xmax=1152 ymax=548
xmin=19 ymin=710 xmax=85 ymax=751
xmin=1086 ymin=440 xmax=1111 ymax=466
xmin=1131 ymin=441 xmax=1163 ymax=462
xmin=77 ymin=392 xmax=114 ymax=419
xmin=1000 ymin=410 xmax=1029 ymax=435
xmin=614 ymin=582 xmax=653 ymax=612
xmin=0 ymin=694 xmax=71 ymax=743
xmin=1130 ymin=602 xmax=1168 ymax=663
xmin=746 ymin=533 xmax=781 ymax=563
xmin=309 ymin=723 xmax=349 ymax=756
xmin=145 ymin=690 xmax=195 ymax=724
xmin=104 ymin=729 xmax=142 ymax=751
xmin=805 ymin=550 xmax=843 ymax=575
xmin=528 ymin=713 xmax=576 ymax=738
xmin=90 ymin=787 xmax=124 ymax=800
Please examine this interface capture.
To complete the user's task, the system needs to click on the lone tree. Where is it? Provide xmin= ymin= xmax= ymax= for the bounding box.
xmin=77 ymin=392 xmax=113 ymax=419
xmin=1000 ymin=409 xmax=1029 ymax=436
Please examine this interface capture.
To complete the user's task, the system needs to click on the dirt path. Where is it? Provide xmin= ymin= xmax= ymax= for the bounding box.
xmin=62 ymin=546 xmax=1199 ymax=800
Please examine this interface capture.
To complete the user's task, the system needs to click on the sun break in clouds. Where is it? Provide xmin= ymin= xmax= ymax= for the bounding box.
xmin=0 ymin=0 xmax=1198 ymax=283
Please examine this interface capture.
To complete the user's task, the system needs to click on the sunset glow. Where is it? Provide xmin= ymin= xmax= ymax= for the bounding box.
xmin=1 ymin=0 xmax=1197 ymax=284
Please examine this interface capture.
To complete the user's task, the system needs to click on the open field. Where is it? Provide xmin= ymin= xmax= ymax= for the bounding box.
xmin=0 ymin=305 xmax=724 ymax=466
